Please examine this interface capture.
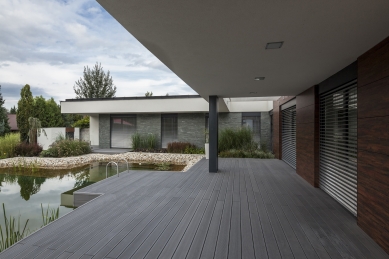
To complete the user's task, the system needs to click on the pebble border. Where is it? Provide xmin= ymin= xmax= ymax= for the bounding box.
xmin=0 ymin=153 xmax=205 ymax=172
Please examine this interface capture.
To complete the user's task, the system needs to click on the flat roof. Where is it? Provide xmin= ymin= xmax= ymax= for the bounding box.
xmin=62 ymin=95 xmax=201 ymax=102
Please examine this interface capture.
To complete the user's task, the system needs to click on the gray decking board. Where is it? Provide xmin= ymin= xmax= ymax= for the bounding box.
xmin=1 ymin=158 xmax=389 ymax=259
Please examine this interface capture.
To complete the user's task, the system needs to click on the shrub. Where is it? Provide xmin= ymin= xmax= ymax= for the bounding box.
xmin=219 ymin=149 xmax=275 ymax=159
xmin=15 ymin=142 xmax=43 ymax=157
xmin=184 ymin=146 xmax=205 ymax=154
xmin=0 ymin=133 xmax=20 ymax=158
xmin=131 ymin=133 xmax=157 ymax=150
xmin=167 ymin=142 xmax=194 ymax=153
xmin=72 ymin=116 xmax=90 ymax=128
xmin=218 ymin=127 xmax=255 ymax=152
xmin=40 ymin=139 xmax=91 ymax=157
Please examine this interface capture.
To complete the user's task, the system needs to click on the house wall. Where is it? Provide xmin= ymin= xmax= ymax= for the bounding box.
xmin=357 ymin=36 xmax=389 ymax=254
xmin=218 ymin=112 xmax=242 ymax=131
xmin=99 ymin=114 xmax=110 ymax=149
xmin=90 ymin=115 xmax=99 ymax=147
xmin=80 ymin=128 xmax=90 ymax=142
xmin=178 ymin=113 xmax=206 ymax=148
xmin=95 ymin=112 xmax=270 ymax=150
xmin=296 ymin=86 xmax=319 ymax=187
xmin=260 ymin=112 xmax=272 ymax=151
xmin=137 ymin=114 xmax=161 ymax=148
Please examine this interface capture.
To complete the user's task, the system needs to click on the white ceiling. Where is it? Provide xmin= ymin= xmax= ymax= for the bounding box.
xmin=97 ymin=0 xmax=389 ymax=99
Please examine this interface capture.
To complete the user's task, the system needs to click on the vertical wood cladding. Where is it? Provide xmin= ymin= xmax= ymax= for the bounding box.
xmin=357 ymin=36 xmax=389 ymax=254
xmin=273 ymin=96 xmax=294 ymax=159
xmin=296 ymin=86 xmax=319 ymax=187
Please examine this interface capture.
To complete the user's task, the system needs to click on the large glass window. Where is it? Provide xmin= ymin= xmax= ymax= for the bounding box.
xmin=242 ymin=112 xmax=261 ymax=143
xmin=110 ymin=115 xmax=136 ymax=148
xmin=161 ymin=114 xmax=178 ymax=148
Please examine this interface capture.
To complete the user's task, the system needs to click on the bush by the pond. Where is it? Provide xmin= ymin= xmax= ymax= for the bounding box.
xmin=15 ymin=142 xmax=43 ymax=157
xmin=166 ymin=142 xmax=204 ymax=154
xmin=0 ymin=133 xmax=20 ymax=159
xmin=40 ymin=139 xmax=91 ymax=157
xmin=132 ymin=133 xmax=157 ymax=150
xmin=218 ymin=127 xmax=254 ymax=152
xmin=219 ymin=149 xmax=275 ymax=159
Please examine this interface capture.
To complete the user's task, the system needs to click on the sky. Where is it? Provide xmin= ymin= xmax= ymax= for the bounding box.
xmin=0 ymin=0 xmax=197 ymax=110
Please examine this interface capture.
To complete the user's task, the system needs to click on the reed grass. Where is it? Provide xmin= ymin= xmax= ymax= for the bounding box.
xmin=0 ymin=203 xmax=60 ymax=252
xmin=131 ymin=133 xmax=157 ymax=150
xmin=0 ymin=133 xmax=20 ymax=159
xmin=0 ymin=203 xmax=29 ymax=252
xmin=41 ymin=204 xmax=59 ymax=227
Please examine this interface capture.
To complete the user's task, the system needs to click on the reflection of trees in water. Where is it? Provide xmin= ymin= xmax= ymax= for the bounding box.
xmin=73 ymin=168 xmax=91 ymax=189
xmin=0 ymin=165 xmax=91 ymax=197
xmin=17 ymin=176 xmax=46 ymax=201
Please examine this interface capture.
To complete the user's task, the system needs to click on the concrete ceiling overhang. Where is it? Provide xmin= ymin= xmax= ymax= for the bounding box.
xmin=97 ymin=0 xmax=389 ymax=99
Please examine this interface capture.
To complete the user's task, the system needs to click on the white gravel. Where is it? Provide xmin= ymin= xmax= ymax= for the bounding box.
xmin=0 ymin=152 xmax=205 ymax=172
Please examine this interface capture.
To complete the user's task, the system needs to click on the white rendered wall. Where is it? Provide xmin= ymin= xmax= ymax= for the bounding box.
xmin=74 ymin=127 xmax=80 ymax=139
xmin=89 ymin=115 xmax=99 ymax=146
xmin=37 ymin=128 xmax=66 ymax=150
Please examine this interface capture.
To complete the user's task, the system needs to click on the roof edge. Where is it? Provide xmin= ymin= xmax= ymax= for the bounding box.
xmin=62 ymin=95 xmax=202 ymax=102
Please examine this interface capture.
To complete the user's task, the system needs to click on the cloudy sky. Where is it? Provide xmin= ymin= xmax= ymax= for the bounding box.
xmin=0 ymin=0 xmax=197 ymax=110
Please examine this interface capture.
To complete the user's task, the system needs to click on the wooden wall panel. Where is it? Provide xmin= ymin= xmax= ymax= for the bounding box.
xmin=296 ymin=86 xmax=319 ymax=187
xmin=357 ymin=36 xmax=389 ymax=255
xmin=358 ymin=36 xmax=389 ymax=87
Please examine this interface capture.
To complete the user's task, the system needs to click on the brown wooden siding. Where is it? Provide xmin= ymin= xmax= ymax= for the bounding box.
xmin=296 ymin=86 xmax=319 ymax=187
xmin=357 ymin=35 xmax=389 ymax=254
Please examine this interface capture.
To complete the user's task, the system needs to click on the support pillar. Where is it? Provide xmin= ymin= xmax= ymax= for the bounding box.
xmin=209 ymin=96 xmax=218 ymax=172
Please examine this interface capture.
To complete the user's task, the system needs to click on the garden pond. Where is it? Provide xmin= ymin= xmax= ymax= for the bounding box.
xmin=0 ymin=162 xmax=185 ymax=234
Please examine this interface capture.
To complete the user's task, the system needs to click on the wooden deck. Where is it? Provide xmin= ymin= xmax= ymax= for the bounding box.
xmin=1 ymin=158 xmax=388 ymax=259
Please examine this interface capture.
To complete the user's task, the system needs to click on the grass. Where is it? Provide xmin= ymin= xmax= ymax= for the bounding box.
xmin=0 ymin=203 xmax=29 ymax=252
xmin=218 ymin=127 xmax=254 ymax=152
xmin=0 ymin=133 xmax=20 ymax=159
xmin=217 ymin=127 xmax=275 ymax=158
xmin=131 ymin=133 xmax=157 ymax=150
xmin=41 ymin=204 xmax=59 ymax=227
xmin=0 ymin=203 xmax=60 ymax=253
xmin=40 ymin=138 xmax=91 ymax=157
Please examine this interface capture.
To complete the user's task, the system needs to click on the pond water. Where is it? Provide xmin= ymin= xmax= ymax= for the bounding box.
xmin=0 ymin=162 xmax=185 ymax=234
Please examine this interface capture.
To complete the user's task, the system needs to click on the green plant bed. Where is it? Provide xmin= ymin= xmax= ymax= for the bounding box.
xmin=40 ymin=137 xmax=91 ymax=157
xmin=219 ymin=149 xmax=275 ymax=159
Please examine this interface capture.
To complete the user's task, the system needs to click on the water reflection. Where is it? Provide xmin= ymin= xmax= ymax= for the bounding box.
xmin=0 ymin=162 xmax=185 ymax=232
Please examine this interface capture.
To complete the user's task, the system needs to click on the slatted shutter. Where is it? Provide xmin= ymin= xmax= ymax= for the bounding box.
xmin=282 ymin=105 xmax=297 ymax=169
xmin=319 ymin=80 xmax=357 ymax=215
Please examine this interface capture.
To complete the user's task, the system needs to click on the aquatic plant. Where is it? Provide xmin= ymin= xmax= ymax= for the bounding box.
xmin=41 ymin=204 xmax=59 ymax=227
xmin=154 ymin=162 xmax=171 ymax=171
xmin=0 ymin=203 xmax=30 ymax=252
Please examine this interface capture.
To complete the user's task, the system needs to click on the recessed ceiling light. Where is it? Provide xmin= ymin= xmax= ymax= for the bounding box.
xmin=249 ymin=92 xmax=257 ymax=94
xmin=254 ymin=77 xmax=265 ymax=81
xmin=266 ymin=41 xmax=283 ymax=49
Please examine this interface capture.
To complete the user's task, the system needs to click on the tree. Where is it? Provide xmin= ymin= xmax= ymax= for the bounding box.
xmin=45 ymin=98 xmax=63 ymax=127
xmin=0 ymin=85 xmax=11 ymax=136
xmin=33 ymin=96 xmax=47 ymax=126
xmin=28 ymin=117 xmax=46 ymax=144
xmin=62 ymin=113 xmax=83 ymax=127
xmin=17 ymin=84 xmax=34 ymax=142
xmin=73 ymin=63 xmax=116 ymax=98
xmin=10 ymin=106 xmax=17 ymax=114
xmin=145 ymin=91 xmax=153 ymax=97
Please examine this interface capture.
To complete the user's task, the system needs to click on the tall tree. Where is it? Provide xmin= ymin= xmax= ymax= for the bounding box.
xmin=73 ymin=63 xmax=116 ymax=98
xmin=33 ymin=96 xmax=48 ymax=126
xmin=45 ymin=98 xmax=63 ymax=127
xmin=0 ymin=85 xmax=11 ymax=136
xmin=9 ymin=106 xmax=17 ymax=114
xmin=17 ymin=84 xmax=34 ymax=142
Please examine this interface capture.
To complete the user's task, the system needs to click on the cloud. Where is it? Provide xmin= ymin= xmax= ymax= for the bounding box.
xmin=0 ymin=0 xmax=197 ymax=109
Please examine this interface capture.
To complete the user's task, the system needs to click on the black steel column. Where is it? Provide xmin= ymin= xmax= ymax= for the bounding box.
xmin=209 ymin=95 xmax=218 ymax=172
